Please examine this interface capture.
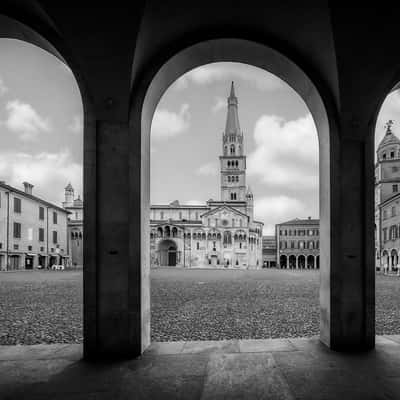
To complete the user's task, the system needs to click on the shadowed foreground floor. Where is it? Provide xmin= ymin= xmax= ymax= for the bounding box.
xmin=2 ymin=336 xmax=400 ymax=399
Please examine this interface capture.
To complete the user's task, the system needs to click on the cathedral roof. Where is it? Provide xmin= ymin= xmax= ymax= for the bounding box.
xmin=378 ymin=121 xmax=400 ymax=150
xmin=224 ymin=81 xmax=242 ymax=136
xmin=278 ymin=217 xmax=319 ymax=226
xmin=201 ymin=204 xmax=249 ymax=219
xmin=65 ymin=182 xmax=74 ymax=191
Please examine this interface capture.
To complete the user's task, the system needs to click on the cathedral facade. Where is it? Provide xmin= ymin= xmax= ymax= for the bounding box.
xmin=150 ymin=83 xmax=263 ymax=269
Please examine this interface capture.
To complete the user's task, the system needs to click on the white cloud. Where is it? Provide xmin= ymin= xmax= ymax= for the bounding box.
xmin=0 ymin=150 xmax=82 ymax=205
xmin=247 ymin=114 xmax=319 ymax=190
xmin=68 ymin=115 xmax=83 ymax=135
xmin=375 ymin=90 xmax=400 ymax=149
xmin=172 ymin=62 xmax=282 ymax=91
xmin=0 ymin=77 xmax=8 ymax=96
xmin=212 ymin=96 xmax=226 ymax=113
xmin=197 ymin=162 xmax=218 ymax=176
xmin=254 ymin=196 xmax=308 ymax=235
xmin=151 ymin=103 xmax=190 ymax=140
xmin=5 ymin=100 xmax=50 ymax=141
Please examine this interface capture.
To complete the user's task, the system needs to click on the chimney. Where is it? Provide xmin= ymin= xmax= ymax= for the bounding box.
xmin=23 ymin=182 xmax=34 ymax=195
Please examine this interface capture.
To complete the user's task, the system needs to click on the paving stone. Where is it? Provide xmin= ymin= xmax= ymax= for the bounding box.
xmin=144 ymin=341 xmax=185 ymax=355
xmin=239 ymin=338 xmax=296 ymax=353
xmin=201 ymin=353 xmax=294 ymax=400
xmin=181 ymin=340 xmax=239 ymax=354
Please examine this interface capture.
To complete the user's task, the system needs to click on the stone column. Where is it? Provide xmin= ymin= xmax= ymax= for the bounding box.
xmin=314 ymin=254 xmax=317 ymax=269
xmin=320 ymin=133 xmax=375 ymax=352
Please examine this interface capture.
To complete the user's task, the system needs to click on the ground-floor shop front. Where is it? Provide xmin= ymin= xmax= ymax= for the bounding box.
xmin=0 ymin=252 xmax=71 ymax=271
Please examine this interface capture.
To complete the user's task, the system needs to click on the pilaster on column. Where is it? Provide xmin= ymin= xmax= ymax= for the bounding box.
xmin=320 ymin=135 xmax=375 ymax=351
xmin=296 ymin=255 xmax=299 ymax=269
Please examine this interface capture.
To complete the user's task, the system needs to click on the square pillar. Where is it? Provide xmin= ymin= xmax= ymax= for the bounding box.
xmin=320 ymin=136 xmax=375 ymax=351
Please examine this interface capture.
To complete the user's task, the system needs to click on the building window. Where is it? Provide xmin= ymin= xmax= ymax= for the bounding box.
xmin=232 ymin=219 xmax=235 ymax=227
xmin=195 ymin=212 xmax=198 ymax=220
xmin=392 ymin=206 xmax=396 ymax=217
xmin=291 ymin=241 xmax=295 ymax=249
xmin=383 ymin=228 xmax=388 ymax=242
xmin=53 ymin=211 xmax=58 ymax=224
xmin=197 ymin=242 xmax=199 ymax=250
xmin=13 ymin=222 xmax=21 ymax=239
xmin=0 ymin=243 xmax=2 ymax=249
xmin=38 ymin=228 xmax=44 ymax=242
xmin=383 ymin=153 xmax=387 ymax=159
xmin=28 ymin=245 xmax=32 ymax=251
xmin=299 ymin=241 xmax=304 ymax=249
xmin=14 ymin=244 xmax=18 ymax=250
xmin=393 ymin=184 xmax=398 ymax=193
xmin=40 ymin=246 xmax=44 ymax=252
xmin=391 ymin=151 xmax=395 ymax=158
xmin=383 ymin=210 xmax=388 ymax=219
xmin=52 ymin=230 xmax=57 ymax=244
xmin=14 ymin=197 xmax=21 ymax=213
xmin=179 ymin=211 xmax=182 ymax=219
xmin=160 ymin=211 xmax=164 ymax=219
xmin=39 ymin=206 xmax=44 ymax=220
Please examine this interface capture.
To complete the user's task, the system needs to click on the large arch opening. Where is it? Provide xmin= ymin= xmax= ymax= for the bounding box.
xmin=135 ymin=38 xmax=334 ymax=351
xmin=0 ymin=14 xmax=95 ymax=356
xmin=374 ymin=87 xmax=400 ymax=336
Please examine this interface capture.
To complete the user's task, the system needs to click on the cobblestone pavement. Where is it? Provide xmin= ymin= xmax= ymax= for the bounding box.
xmin=0 ymin=269 xmax=399 ymax=344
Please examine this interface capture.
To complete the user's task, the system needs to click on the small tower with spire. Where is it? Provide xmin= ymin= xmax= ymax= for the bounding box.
xmin=245 ymin=186 xmax=254 ymax=221
xmin=220 ymin=82 xmax=246 ymax=202
xmin=63 ymin=183 xmax=74 ymax=208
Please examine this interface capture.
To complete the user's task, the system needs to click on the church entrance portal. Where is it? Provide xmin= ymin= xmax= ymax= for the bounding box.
xmin=158 ymin=239 xmax=178 ymax=267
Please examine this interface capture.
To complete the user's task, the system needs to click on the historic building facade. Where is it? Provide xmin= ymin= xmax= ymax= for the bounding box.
xmin=0 ymin=181 xmax=70 ymax=270
xmin=150 ymin=83 xmax=263 ymax=268
xmin=375 ymin=121 xmax=400 ymax=272
xmin=262 ymin=235 xmax=277 ymax=268
xmin=63 ymin=183 xmax=84 ymax=268
xmin=276 ymin=217 xmax=320 ymax=269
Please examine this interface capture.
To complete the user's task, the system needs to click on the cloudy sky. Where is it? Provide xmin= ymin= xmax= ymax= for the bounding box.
xmin=0 ymin=39 xmax=83 ymax=206
xmin=0 ymin=39 xmax=399 ymax=234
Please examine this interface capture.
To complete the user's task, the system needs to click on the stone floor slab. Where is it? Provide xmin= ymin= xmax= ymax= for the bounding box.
xmin=181 ymin=340 xmax=239 ymax=354
xmin=239 ymin=338 xmax=296 ymax=353
xmin=0 ymin=344 xmax=72 ymax=361
xmin=200 ymin=353 xmax=294 ymax=400
xmin=1 ymin=337 xmax=400 ymax=399
xmin=144 ymin=341 xmax=186 ymax=355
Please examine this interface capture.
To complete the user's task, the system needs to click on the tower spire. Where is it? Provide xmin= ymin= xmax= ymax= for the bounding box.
xmin=225 ymin=81 xmax=241 ymax=135
xmin=229 ymin=81 xmax=235 ymax=98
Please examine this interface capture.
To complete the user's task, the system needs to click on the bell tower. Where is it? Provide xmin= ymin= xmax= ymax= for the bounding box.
xmin=220 ymin=82 xmax=247 ymax=201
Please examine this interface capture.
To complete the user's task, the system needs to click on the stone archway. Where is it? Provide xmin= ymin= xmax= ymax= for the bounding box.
xmin=158 ymin=239 xmax=178 ymax=266
xmin=298 ymin=255 xmax=306 ymax=269
xmin=132 ymin=37 xmax=341 ymax=354
xmin=307 ymin=255 xmax=315 ymax=269
xmin=288 ymin=255 xmax=296 ymax=269
xmin=391 ymin=249 xmax=398 ymax=271
xmin=280 ymin=255 xmax=287 ymax=269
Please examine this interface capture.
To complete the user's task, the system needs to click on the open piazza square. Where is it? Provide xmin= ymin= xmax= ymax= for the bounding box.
xmin=1 ymin=268 xmax=400 ymax=345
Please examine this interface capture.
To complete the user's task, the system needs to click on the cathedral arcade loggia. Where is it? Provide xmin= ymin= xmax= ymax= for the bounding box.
xmin=1 ymin=3 xmax=399 ymax=362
